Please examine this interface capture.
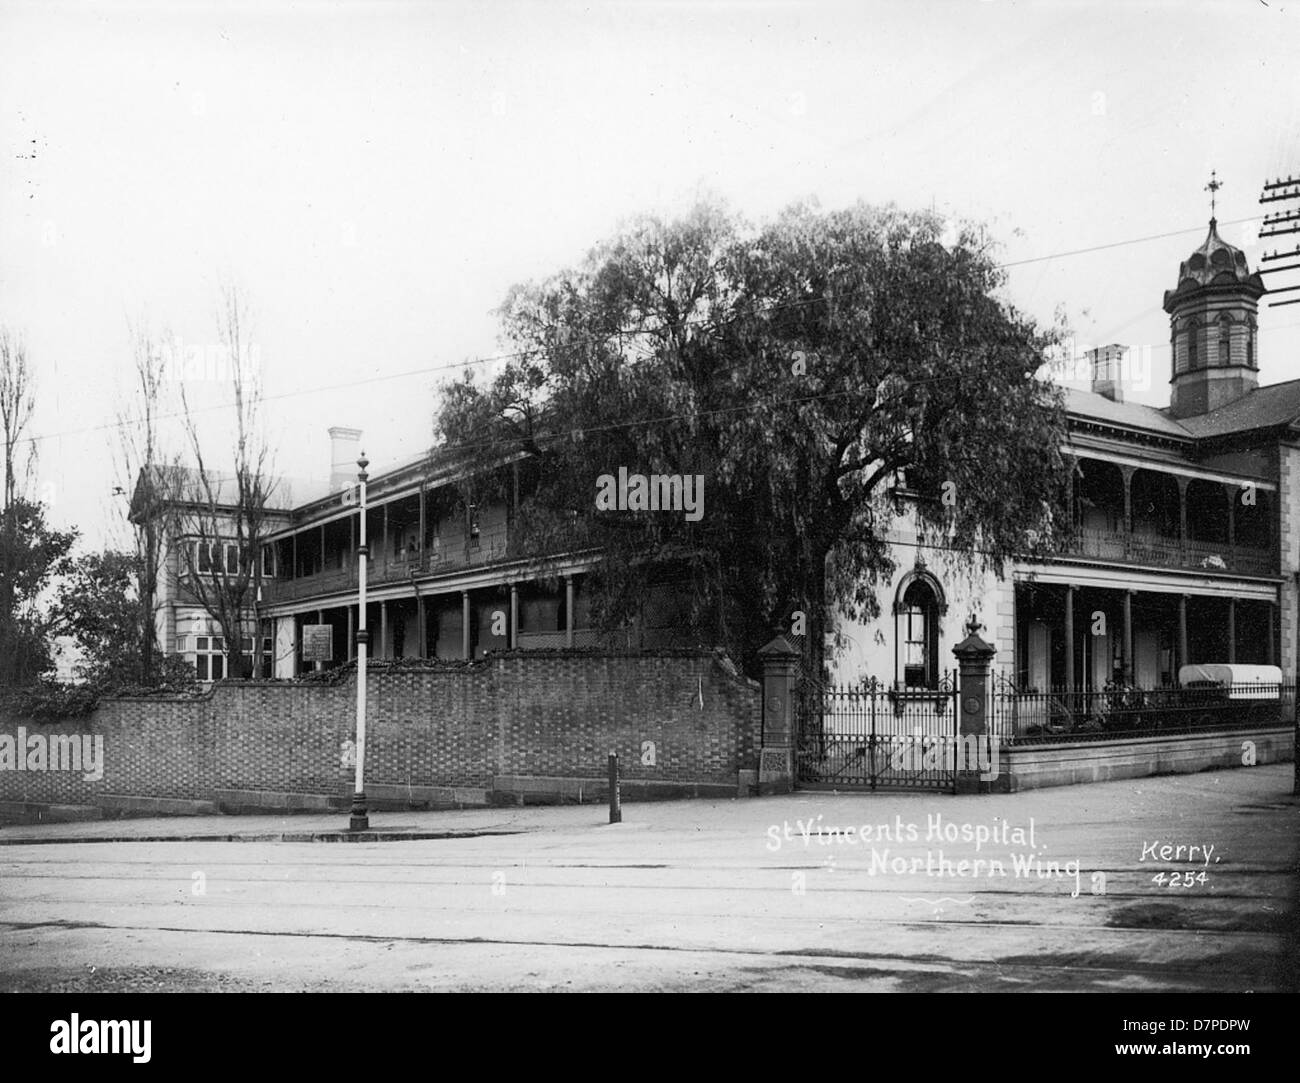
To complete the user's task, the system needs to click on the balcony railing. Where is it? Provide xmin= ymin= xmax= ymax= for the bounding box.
xmin=260 ymin=526 xmax=514 ymax=606
xmin=1060 ymin=528 xmax=1276 ymax=576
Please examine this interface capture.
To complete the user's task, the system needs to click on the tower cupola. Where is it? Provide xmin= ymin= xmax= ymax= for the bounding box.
xmin=1163 ymin=214 xmax=1265 ymax=418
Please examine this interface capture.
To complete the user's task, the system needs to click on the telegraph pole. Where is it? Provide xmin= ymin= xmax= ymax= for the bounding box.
xmin=1259 ymin=174 xmax=1300 ymax=795
xmin=350 ymin=453 xmax=371 ymax=831
xmin=1258 ymin=173 xmax=1300 ymax=308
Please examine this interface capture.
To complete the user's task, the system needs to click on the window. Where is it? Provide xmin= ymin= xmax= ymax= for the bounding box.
xmin=894 ymin=575 xmax=943 ymax=690
xmin=193 ymin=541 xmax=247 ymax=578
xmin=190 ymin=633 xmax=271 ymax=681
xmin=193 ymin=638 xmax=225 ymax=682
xmin=902 ymin=603 xmax=929 ymax=687
xmin=1186 ymin=319 xmax=1199 ymax=371
xmin=1218 ymin=314 xmax=1232 ymax=366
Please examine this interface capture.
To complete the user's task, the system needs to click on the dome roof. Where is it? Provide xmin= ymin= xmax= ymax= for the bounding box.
xmin=1163 ymin=219 xmax=1265 ymax=311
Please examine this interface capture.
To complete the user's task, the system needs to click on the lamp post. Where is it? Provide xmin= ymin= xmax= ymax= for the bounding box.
xmin=349 ymin=453 xmax=370 ymax=831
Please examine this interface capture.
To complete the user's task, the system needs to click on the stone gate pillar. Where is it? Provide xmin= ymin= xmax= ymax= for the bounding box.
xmin=757 ymin=634 xmax=800 ymax=794
xmin=952 ymin=615 xmax=997 ymax=795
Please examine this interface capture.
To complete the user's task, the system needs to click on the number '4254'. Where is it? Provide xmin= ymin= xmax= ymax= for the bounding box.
xmin=1152 ymin=871 xmax=1207 ymax=888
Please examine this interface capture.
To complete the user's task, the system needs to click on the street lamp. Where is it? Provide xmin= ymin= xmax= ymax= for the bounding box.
xmin=349 ymin=452 xmax=370 ymax=831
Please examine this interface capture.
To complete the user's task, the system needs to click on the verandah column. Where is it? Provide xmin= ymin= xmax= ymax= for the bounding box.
xmin=509 ymin=583 xmax=519 ymax=649
xmin=416 ymin=592 xmax=426 ymax=659
xmin=461 ymin=590 xmax=471 ymax=660
xmin=1120 ymin=465 xmax=1135 ymax=559
xmin=1176 ymin=477 xmax=1190 ymax=564
xmin=1064 ymin=586 xmax=1075 ymax=692
xmin=1224 ymin=482 xmax=1236 ymax=550
xmin=565 ymin=575 xmax=575 ymax=648
xmin=1123 ymin=590 xmax=1134 ymax=684
xmin=1178 ymin=594 xmax=1189 ymax=676
xmin=1227 ymin=597 xmax=1236 ymax=664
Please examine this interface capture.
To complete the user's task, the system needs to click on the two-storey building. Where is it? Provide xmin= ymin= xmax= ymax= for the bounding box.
xmin=831 ymin=216 xmax=1299 ymax=695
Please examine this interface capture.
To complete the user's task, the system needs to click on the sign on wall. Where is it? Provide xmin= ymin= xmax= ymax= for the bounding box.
xmin=302 ymin=624 xmax=333 ymax=662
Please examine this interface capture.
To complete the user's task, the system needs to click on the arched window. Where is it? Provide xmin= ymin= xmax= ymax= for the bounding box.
xmin=894 ymin=571 xmax=945 ymax=690
xmin=1246 ymin=316 xmax=1256 ymax=369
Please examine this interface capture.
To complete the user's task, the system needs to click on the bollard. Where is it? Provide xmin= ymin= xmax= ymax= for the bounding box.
xmin=608 ymin=751 xmax=621 ymax=824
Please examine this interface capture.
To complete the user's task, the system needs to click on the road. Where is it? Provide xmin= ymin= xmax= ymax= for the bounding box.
xmin=2 ymin=765 xmax=1298 ymax=992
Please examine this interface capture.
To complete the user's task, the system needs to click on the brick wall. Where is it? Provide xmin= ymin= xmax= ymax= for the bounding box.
xmin=0 ymin=650 xmax=760 ymax=810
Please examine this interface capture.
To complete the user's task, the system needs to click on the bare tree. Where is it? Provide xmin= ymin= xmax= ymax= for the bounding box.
xmin=162 ymin=286 xmax=277 ymax=680
xmin=116 ymin=320 xmax=171 ymax=684
xmin=0 ymin=326 xmax=36 ymax=512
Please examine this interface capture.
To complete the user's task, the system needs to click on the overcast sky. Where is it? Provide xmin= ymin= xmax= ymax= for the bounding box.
xmin=3 ymin=0 xmax=1299 ymax=552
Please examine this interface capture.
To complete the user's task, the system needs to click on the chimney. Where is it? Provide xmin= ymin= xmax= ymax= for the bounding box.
xmin=328 ymin=427 xmax=363 ymax=493
xmin=1087 ymin=344 xmax=1127 ymax=403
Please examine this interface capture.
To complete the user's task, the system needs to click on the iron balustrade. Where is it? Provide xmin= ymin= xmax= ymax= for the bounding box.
xmin=1061 ymin=528 xmax=1276 ymax=576
xmin=990 ymin=672 xmax=1297 ymax=744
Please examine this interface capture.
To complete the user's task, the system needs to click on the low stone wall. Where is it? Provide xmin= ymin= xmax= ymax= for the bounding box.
xmin=0 ymin=650 xmax=761 ymax=820
xmin=996 ymin=726 xmax=1295 ymax=792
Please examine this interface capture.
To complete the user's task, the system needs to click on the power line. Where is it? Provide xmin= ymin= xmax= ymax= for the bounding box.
xmin=998 ymin=214 xmax=1265 ymax=269
xmin=17 ymin=212 xmax=1282 ymax=449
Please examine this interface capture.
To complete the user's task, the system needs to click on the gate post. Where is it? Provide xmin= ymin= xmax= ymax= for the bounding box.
xmin=758 ymin=634 xmax=800 ymax=794
xmin=952 ymin=615 xmax=997 ymax=795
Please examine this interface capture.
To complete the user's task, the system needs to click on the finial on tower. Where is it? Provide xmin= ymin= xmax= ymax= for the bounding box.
xmin=1205 ymin=169 xmax=1223 ymax=223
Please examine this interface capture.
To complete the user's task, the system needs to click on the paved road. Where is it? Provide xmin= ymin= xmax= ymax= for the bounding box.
xmin=2 ymin=766 xmax=1297 ymax=992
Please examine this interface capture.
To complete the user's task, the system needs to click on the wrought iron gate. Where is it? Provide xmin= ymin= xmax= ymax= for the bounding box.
xmin=795 ymin=673 xmax=959 ymax=791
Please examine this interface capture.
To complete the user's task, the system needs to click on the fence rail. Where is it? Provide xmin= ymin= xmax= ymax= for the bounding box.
xmin=991 ymin=674 xmax=1297 ymax=744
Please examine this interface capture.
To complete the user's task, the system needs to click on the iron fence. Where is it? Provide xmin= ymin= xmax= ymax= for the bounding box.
xmin=990 ymin=672 xmax=1297 ymax=744
xmin=795 ymin=673 xmax=960 ymax=790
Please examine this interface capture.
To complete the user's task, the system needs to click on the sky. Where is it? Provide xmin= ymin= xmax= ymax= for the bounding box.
xmin=3 ymin=0 xmax=1299 ymax=553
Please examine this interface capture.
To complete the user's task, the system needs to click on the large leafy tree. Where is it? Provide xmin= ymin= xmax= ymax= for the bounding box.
xmin=0 ymin=328 xmax=78 ymax=685
xmin=0 ymin=499 xmax=77 ymax=685
xmin=437 ymin=199 xmax=1070 ymax=677
xmin=50 ymin=550 xmax=197 ymax=690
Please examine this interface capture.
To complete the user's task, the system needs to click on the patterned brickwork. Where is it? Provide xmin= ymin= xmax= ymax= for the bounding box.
xmin=0 ymin=651 xmax=760 ymax=806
